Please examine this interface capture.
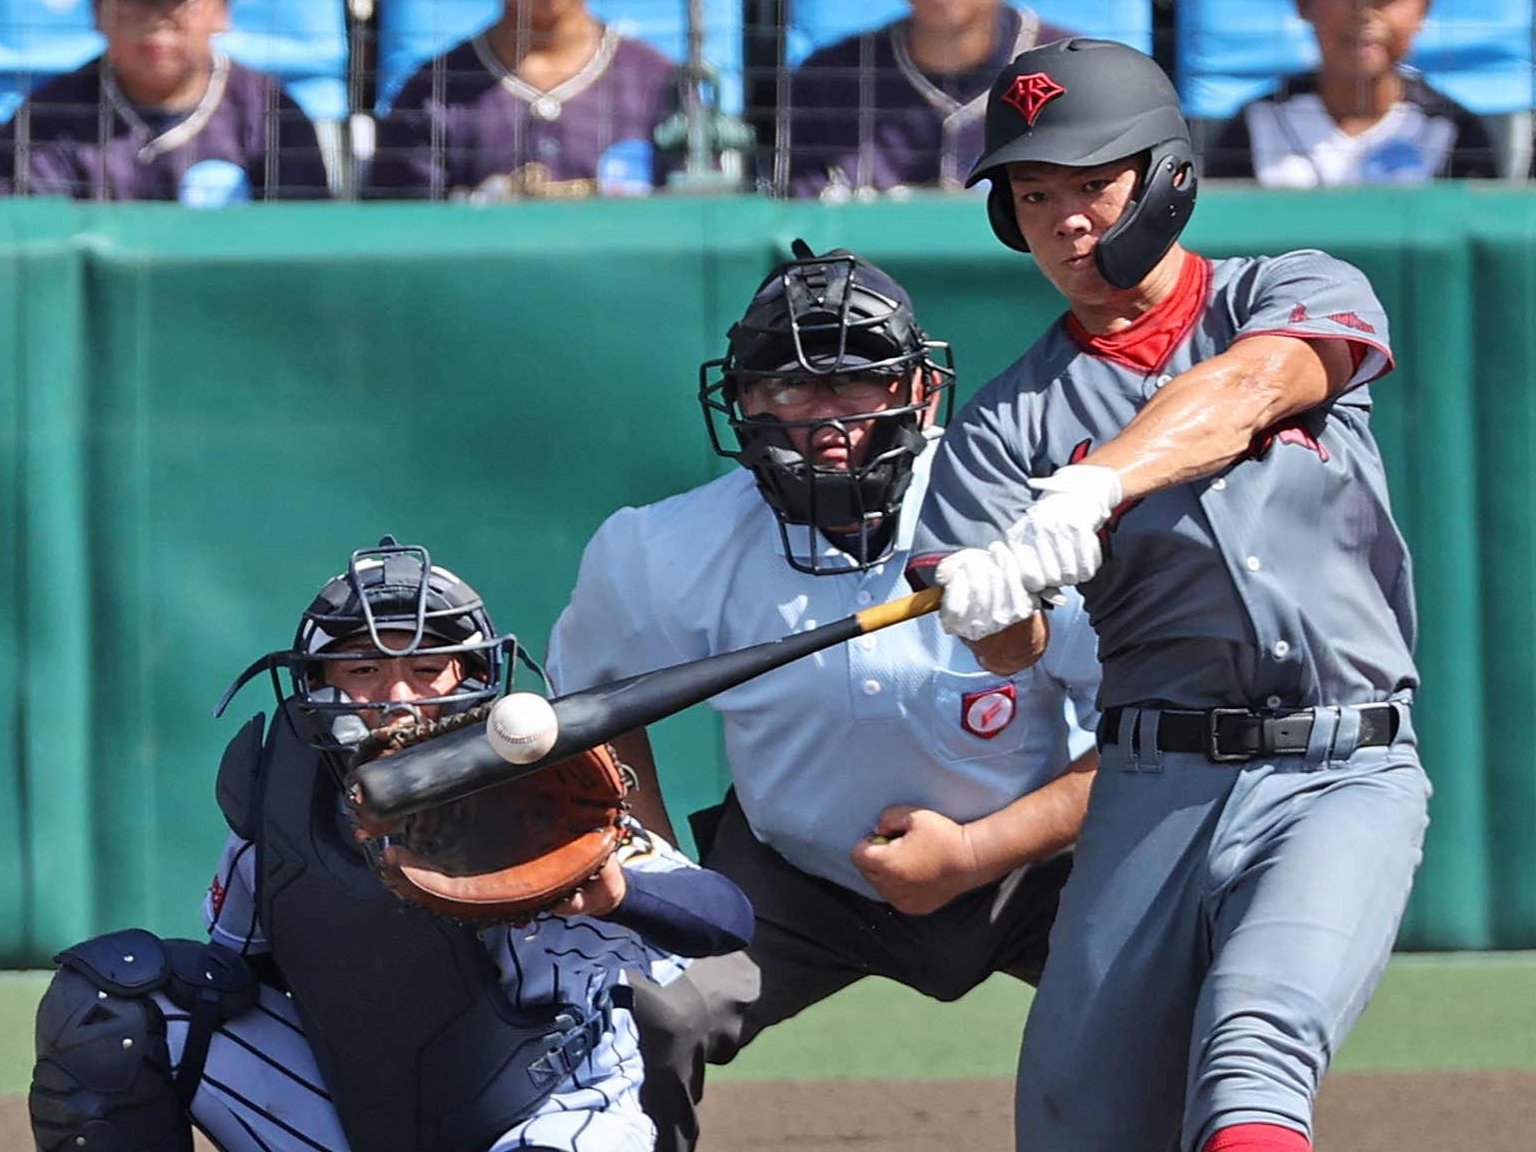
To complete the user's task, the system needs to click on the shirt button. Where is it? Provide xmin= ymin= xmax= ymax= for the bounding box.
xmin=1272 ymin=640 xmax=1290 ymax=658
xmin=1266 ymin=695 xmax=1283 ymax=709
xmin=1245 ymin=556 xmax=1261 ymax=571
xmin=862 ymin=679 xmax=882 ymax=696
xmin=855 ymin=590 xmax=874 ymax=606
xmin=1210 ymin=478 xmax=1227 ymax=491
xmin=859 ymin=636 xmax=877 ymax=651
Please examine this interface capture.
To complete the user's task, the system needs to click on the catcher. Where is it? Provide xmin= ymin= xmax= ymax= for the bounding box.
xmin=28 ymin=536 xmax=753 ymax=1152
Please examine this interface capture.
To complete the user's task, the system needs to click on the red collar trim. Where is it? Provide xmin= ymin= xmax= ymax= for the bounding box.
xmin=1065 ymin=253 xmax=1212 ymax=375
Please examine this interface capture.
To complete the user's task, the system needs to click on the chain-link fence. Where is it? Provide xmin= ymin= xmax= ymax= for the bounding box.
xmin=0 ymin=1 xmax=1528 ymax=204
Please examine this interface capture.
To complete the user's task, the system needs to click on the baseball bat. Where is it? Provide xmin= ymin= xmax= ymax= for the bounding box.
xmin=350 ymin=585 xmax=942 ymax=822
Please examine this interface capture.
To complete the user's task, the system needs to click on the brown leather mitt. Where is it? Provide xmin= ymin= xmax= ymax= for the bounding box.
xmin=344 ymin=705 xmax=631 ymax=925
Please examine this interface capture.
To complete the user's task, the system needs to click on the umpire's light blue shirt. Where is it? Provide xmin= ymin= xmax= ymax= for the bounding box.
xmin=547 ymin=434 xmax=1101 ymax=900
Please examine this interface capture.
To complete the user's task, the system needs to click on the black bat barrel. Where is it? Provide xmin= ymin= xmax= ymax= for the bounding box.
xmin=352 ymin=613 xmax=864 ymax=821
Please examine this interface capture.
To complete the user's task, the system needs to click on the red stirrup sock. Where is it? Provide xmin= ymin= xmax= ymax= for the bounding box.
xmin=1203 ymin=1123 xmax=1312 ymax=1152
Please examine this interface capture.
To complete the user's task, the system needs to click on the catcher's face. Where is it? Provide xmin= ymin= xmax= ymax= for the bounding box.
xmin=321 ymin=632 xmax=466 ymax=729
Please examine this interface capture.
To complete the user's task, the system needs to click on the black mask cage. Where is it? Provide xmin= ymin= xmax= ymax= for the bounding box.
xmin=215 ymin=536 xmax=544 ymax=751
xmin=698 ymin=242 xmax=955 ymax=574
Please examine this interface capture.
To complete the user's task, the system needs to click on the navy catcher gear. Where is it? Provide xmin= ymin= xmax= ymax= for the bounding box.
xmin=29 ymin=929 xmax=257 ymax=1152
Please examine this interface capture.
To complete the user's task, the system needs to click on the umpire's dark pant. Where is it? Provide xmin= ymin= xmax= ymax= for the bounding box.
xmin=632 ymin=792 xmax=1071 ymax=1152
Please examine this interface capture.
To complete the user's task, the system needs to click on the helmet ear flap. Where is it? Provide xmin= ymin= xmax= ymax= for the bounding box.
xmin=986 ymin=180 xmax=1030 ymax=254
xmin=1093 ymin=144 xmax=1198 ymax=289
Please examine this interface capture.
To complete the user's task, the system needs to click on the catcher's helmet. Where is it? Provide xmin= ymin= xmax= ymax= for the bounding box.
xmin=967 ymin=38 xmax=1197 ymax=288
xmin=217 ymin=537 xmax=533 ymax=747
xmin=699 ymin=239 xmax=954 ymax=574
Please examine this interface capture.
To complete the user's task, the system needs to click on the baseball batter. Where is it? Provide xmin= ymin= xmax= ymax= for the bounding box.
xmin=908 ymin=39 xmax=1431 ymax=1152
xmin=546 ymin=243 xmax=1101 ymax=1152
xmin=29 ymin=538 xmax=751 ymax=1152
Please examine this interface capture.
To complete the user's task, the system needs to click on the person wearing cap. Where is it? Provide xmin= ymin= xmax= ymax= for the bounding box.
xmin=908 ymin=38 xmax=1429 ymax=1152
xmin=545 ymin=241 xmax=1102 ymax=1152
xmin=27 ymin=536 xmax=752 ymax=1152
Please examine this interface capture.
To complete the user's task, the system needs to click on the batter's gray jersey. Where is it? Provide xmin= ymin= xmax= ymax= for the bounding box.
xmin=547 ymin=434 xmax=1100 ymax=899
xmin=912 ymin=249 xmax=1416 ymax=710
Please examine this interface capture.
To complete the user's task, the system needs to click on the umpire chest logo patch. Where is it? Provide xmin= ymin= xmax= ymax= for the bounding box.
xmin=961 ymin=684 xmax=1017 ymax=739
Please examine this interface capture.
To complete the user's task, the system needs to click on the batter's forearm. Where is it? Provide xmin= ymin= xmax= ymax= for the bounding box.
xmin=1080 ymin=336 xmax=1346 ymax=501
xmin=963 ymin=612 xmax=1049 ymax=676
xmin=963 ymin=750 xmax=1096 ymax=881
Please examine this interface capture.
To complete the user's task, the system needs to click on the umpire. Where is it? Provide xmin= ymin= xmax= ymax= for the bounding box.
xmin=546 ymin=241 xmax=1102 ymax=1152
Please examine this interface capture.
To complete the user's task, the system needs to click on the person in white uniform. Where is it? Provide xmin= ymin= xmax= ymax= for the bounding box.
xmin=545 ymin=242 xmax=1102 ymax=1152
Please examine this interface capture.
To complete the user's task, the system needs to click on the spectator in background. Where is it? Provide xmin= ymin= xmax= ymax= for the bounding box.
xmin=780 ymin=0 xmax=1074 ymax=200
xmin=1205 ymin=0 xmax=1496 ymax=184
xmin=0 ymin=0 xmax=329 ymax=203
xmin=370 ymin=0 xmax=677 ymax=200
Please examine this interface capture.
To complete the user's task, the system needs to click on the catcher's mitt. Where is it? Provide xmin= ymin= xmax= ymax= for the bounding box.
xmin=344 ymin=705 xmax=631 ymax=925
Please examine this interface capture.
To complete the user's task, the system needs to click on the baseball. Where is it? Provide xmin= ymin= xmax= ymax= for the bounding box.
xmin=486 ymin=692 xmax=560 ymax=765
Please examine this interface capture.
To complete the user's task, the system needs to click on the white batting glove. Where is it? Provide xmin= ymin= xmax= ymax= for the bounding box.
xmin=934 ymin=542 xmax=1045 ymax=641
xmin=1004 ymin=464 xmax=1124 ymax=591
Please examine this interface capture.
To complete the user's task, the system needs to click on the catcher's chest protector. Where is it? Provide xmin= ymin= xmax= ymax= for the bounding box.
xmin=243 ymin=707 xmax=596 ymax=1152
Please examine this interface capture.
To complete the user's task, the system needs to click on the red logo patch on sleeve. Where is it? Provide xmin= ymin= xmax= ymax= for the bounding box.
xmin=1001 ymin=73 xmax=1066 ymax=126
xmin=1327 ymin=311 xmax=1376 ymax=334
xmin=208 ymin=875 xmax=227 ymax=917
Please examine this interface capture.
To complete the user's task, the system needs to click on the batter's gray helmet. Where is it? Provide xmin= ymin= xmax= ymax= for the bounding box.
xmin=967 ymin=38 xmax=1197 ymax=289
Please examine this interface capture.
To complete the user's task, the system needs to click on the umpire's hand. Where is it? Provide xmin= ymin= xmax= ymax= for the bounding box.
xmin=851 ymin=806 xmax=988 ymax=916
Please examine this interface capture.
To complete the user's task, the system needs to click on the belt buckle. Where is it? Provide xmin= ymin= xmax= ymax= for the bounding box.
xmin=1206 ymin=708 xmax=1254 ymax=763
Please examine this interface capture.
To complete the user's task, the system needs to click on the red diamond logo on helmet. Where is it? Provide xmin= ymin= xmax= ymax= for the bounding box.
xmin=1002 ymin=72 xmax=1066 ymax=126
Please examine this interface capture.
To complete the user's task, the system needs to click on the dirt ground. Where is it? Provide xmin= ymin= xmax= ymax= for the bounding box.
xmin=6 ymin=1070 xmax=1536 ymax=1150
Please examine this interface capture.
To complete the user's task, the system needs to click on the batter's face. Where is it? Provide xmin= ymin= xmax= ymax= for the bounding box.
xmin=320 ymin=632 xmax=466 ymax=729
xmin=1006 ymin=158 xmax=1144 ymax=306
xmin=739 ymin=370 xmax=926 ymax=469
xmin=97 ymin=0 xmax=227 ymax=106
xmin=1299 ymin=0 xmax=1428 ymax=80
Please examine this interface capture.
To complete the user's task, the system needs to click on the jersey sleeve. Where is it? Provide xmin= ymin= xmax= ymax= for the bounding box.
xmin=204 ymin=832 xmax=269 ymax=954
xmin=1233 ymin=249 xmax=1393 ymax=390
xmin=545 ymin=506 xmax=691 ymax=693
xmin=907 ymin=395 xmax=1040 ymax=581
xmin=1036 ymin=589 xmax=1102 ymax=761
xmin=609 ymin=827 xmax=753 ymax=958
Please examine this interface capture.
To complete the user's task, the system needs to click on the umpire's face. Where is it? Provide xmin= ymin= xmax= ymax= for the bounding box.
xmin=737 ymin=368 xmax=927 ymax=469
xmin=321 ymin=632 xmax=466 ymax=729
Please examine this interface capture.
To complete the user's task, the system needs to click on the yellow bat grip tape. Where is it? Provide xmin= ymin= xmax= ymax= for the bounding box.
xmin=854 ymin=586 xmax=943 ymax=634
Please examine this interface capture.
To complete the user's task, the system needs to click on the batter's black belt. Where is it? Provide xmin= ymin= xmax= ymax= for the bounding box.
xmin=1097 ymin=704 xmax=1400 ymax=763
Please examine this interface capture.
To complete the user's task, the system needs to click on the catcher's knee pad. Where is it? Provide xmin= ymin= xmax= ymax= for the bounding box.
xmin=29 ymin=927 xmax=257 ymax=1152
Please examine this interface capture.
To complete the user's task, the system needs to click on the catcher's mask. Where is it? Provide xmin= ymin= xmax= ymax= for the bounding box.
xmin=699 ymin=239 xmax=954 ymax=574
xmin=216 ymin=536 xmax=541 ymax=750
xmin=968 ymin=38 xmax=1197 ymax=289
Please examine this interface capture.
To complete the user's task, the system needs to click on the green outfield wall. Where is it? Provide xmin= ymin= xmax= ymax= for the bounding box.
xmin=2 ymin=187 xmax=1534 ymax=963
